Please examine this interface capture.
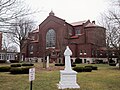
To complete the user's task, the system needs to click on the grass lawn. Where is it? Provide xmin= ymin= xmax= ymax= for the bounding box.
xmin=0 ymin=63 xmax=120 ymax=90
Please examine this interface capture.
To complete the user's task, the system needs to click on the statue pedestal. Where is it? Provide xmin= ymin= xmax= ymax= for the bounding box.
xmin=58 ymin=70 xmax=80 ymax=89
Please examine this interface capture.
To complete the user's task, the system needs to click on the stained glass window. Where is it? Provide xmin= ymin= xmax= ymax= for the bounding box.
xmin=46 ymin=29 xmax=56 ymax=48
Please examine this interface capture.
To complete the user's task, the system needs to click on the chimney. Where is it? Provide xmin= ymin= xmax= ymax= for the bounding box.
xmin=92 ymin=21 xmax=95 ymax=24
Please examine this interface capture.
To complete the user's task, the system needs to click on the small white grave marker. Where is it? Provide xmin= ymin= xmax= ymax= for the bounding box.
xmin=46 ymin=56 xmax=49 ymax=68
xmin=29 ymin=68 xmax=35 ymax=81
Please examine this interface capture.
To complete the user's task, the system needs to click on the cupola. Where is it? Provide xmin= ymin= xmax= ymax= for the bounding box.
xmin=49 ymin=10 xmax=55 ymax=16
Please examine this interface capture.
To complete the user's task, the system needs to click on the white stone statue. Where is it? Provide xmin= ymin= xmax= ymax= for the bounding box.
xmin=58 ymin=46 xmax=80 ymax=89
xmin=64 ymin=46 xmax=72 ymax=71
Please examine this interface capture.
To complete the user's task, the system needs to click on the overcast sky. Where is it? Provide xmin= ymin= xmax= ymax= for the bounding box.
xmin=25 ymin=0 xmax=109 ymax=25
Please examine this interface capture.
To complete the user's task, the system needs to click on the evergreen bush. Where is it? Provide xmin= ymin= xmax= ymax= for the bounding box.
xmin=73 ymin=67 xmax=84 ymax=72
xmin=84 ymin=67 xmax=92 ymax=72
xmin=55 ymin=63 xmax=76 ymax=67
xmin=21 ymin=67 xmax=31 ymax=74
xmin=0 ymin=66 xmax=11 ymax=72
xmin=75 ymin=58 xmax=82 ymax=64
xmin=71 ymin=64 xmax=76 ymax=67
xmin=11 ymin=64 xmax=21 ymax=67
xmin=10 ymin=67 xmax=32 ymax=74
xmin=10 ymin=60 xmax=19 ymax=63
xmin=10 ymin=67 xmax=22 ymax=74
xmin=55 ymin=63 xmax=65 ymax=66
xmin=85 ymin=66 xmax=98 ymax=70
xmin=109 ymin=63 xmax=116 ymax=66
xmin=0 ymin=60 xmax=6 ymax=63
xmin=22 ymin=63 xmax=34 ymax=66
xmin=92 ymin=66 xmax=98 ymax=70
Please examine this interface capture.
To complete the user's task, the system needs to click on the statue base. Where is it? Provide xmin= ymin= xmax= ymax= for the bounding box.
xmin=58 ymin=70 xmax=80 ymax=89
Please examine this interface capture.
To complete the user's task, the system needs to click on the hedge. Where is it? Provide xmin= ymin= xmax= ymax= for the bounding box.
xmin=21 ymin=67 xmax=31 ymax=74
xmin=55 ymin=63 xmax=76 ymax=67
xmin=0 ymin=60 xmax=6 ymax=63
xmin=109 ymin=63 xmax=116 ymax=66
xmin=10 ymin=60 xmax=19 ymax=63
xmin=73 ymin=67 xmax=84 ymax=72
xmin=0 ymin=66 xmax=11 ymax=72
xmin=84 ymin=67 xmax=92 ymax=72
xmin=10 ymin=67 xmax=32 ymax=74
xmin=22 ymin=63 xmax=34 ymax=66
xmin=73 ymin=67 xmax=92 ymax=72
xmin=0 ymin=60 xmax=19 ymax=63
xmin=73 ymin=66 xmax=96 ymax=72
xmin=92 ymin=66 xmax=98 ymax=70
xmin=11 ymin=64 xmax=21 ymax=67
xmin=55 ymin=63 xmax=65 ymax=66
xmin=71 ymin=64 xmax=76 ymax=67
xmin=85 ymin=66 xmax=98 ymax=70
xmin=75 ymin=58 xmax=82 ymax=64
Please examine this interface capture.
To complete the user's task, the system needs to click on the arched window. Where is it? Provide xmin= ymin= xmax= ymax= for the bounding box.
xmin=46 ymin=29 xmax=56 ymax=48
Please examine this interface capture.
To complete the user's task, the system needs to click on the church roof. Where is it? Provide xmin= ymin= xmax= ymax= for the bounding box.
xmin=85 ymin=22 xmax=100 ymax=28
xmin=70 ymin=20 xmax=87 ymax=26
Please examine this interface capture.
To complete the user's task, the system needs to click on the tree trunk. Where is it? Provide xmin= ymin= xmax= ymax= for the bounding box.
xmin=43 ymin=57 xmax=46 ymax=68
xmin=19 ymin=46 xmax=23 ymax=62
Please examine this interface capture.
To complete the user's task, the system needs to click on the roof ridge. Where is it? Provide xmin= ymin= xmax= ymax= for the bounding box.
xmin=70 ymin=20 xmax=88 ymax=26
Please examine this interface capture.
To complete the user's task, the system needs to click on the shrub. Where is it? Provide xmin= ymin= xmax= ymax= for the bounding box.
xmin=21 ymin=67 xmax=31 ymax=74
xmin=92 ymin=66 xmax=98 ymax=70
xmin=55 ymin=63 xmax=65 ymax=66
xmin=10 ymin=60 xmax=19 ymax=63
xmin=91 ymin=62 xmax=95 ymax=64
xmin=10 ymin=67 xmax=32 ymax=74
xmin=10 ymin=67 xmax=22 ymax=74
xmin=0 ymin=66 xmax=11 ymax=72
xmin=75 ymin=58 xmax=82 ymax=64
xmin=85 ymin=66 xmax=98 ymax=70
xmin=0 ymin=60 xmax=6 ymax=63
xmin=55 ymin=63 xmax=76 ymax=67
xmin=73 ymin=67 xmax=84 ymax=72
xmin=109 ymin=63 xmax=116 ymax=66
xmin=11 ymin=64 xmax=21 ymax=67
xmin=22 ymin=63 xmax=34 ymax=66
xmin=109 ymin=59 xmax=115 ymax=63
xmin=71 ymin=64 xmax=76 ymax=67
xmin=84 ymin=67 xmax=92 ymax=72
xmin=85 ymin=66 xmax=93 ymax=68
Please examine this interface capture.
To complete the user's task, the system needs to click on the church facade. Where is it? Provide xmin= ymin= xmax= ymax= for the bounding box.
xmin=23 ymin=11 xmax=107 ymax=63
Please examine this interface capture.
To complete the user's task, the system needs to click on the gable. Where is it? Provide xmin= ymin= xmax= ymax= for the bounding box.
xmin=39 ymin=15 xmax=66 ymax=30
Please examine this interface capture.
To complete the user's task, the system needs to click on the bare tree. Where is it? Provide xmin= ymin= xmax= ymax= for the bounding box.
xmin=7 ymin=17 xmax=35 ymax=61
xmin=0 ymin=0 xmax=16 ymax=22
xmin=100 ymin=0 xmax=120 ymax=68
xmin=0 ymin=0 xmax=38 ymax=27
xmin=0 ymin=0 xmax=38 ymax=61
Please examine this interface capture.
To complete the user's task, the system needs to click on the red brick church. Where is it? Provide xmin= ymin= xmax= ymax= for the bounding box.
xmin=23 ymin=11 xmax=107 ymax=63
